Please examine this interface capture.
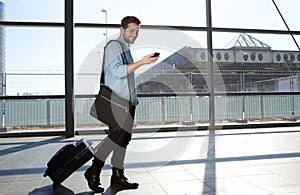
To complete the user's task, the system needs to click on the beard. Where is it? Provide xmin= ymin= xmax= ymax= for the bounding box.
xmin=122 ymin=34 xmax=137 ymax=44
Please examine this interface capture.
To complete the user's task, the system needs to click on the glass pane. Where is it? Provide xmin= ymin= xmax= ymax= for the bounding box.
xmin=212 ymin=0 xmax=300 ymax=31
xmin=5 ymin=27 xmax=64 ymax=95
xmin=74 ymin=28 xmax=119 ymax=96
xmin=74 ymin=27 xmax=206 ymax=96
xmin=271 ymin=0 xmax=299 ymax=31
xmin=213 ymin=95 xmax=299 ymax=121
xmin=212 ymin=32 xmax=300 ymax=93
xmin=74 ymin=27 xmax=207 ymax=130
xmin=75 ymin=0 xmax=206 ymax=26
xmin=3 ymin=99 xmax=65 ymax=127
xmin=2 ymin=0 xmax=64 ymax=22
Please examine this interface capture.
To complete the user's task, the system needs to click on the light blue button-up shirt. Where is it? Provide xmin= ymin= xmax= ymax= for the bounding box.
xmin=103 ymin=39 xmax=138 ymax=105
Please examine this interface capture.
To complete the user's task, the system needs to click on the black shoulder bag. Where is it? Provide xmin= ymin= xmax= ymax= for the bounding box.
xmin=90 ymin=40 xmax=135 ymax=131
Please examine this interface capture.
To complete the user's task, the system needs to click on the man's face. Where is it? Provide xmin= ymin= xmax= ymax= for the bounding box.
xmin=121 ymin=23 xmax=140 ymax=44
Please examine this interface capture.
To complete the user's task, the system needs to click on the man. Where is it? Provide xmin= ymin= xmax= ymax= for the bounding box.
xmin=84 ymin=16 xmax=159 ymax=193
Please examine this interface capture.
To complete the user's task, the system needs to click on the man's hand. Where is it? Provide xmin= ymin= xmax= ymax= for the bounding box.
xmin=140 ymin=53 xmax=160 ymax=65
xmin=127 ymin=53 xmax=160 ymax=74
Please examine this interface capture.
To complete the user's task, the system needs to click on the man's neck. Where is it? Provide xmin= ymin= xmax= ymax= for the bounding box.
xmin=118 ymin=37 xmax=130 ymax=46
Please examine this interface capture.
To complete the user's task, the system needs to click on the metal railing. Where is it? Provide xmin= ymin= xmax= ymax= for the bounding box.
xmin=1 ymin=92 xmax=299 ymax=129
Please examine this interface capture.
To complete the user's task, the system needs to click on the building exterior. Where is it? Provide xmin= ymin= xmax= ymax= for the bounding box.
xmin=137 ymin=34 xmax=300 ymax=94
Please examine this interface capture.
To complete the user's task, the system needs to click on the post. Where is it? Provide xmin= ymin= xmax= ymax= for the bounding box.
xmin=65 ymin=0 xmax=75 ymax=138
xmin=206 ymin=0 xmax=215 ymax=129
xmin=290 ymin=73 xmax=296 ymax=121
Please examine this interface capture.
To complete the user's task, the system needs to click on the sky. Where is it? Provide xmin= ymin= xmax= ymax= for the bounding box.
xmin=1 ymin=0 xmax=300 ymax=95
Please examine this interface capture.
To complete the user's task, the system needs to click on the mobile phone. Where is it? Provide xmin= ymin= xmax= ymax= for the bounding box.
xmin=151 ymin=52 xmax=160 ymax=57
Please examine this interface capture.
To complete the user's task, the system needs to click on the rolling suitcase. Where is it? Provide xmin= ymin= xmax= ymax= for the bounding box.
xmin=43 ymin=138 xmax=95 ymax=188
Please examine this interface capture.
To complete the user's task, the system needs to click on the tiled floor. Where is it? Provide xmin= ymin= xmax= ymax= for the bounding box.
xmin=0 ymin=126 xmax=300 ymax=194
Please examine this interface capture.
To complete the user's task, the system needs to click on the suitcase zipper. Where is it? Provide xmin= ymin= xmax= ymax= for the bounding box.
xmin=100 ymin=95 xmax=128 ymax=113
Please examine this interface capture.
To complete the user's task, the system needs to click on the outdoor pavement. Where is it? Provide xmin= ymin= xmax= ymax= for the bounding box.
xmin=0 ymin=126 xmax=300 ymax=195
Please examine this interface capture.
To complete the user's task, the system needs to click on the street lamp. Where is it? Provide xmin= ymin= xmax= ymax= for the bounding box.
xmin=96 ymin=51 xmax=101 ymax=70
xmin=101 ymin=8 xmax=108 ymax=43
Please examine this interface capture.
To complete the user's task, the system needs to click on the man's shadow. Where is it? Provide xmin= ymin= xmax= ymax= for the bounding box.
xmin=28 ymin=184 xmax=135 ymax=195
xmin=28 ymin=184 xmax=75 ymax=195
xmin=28 ymin=184 xmax=91 ymax=195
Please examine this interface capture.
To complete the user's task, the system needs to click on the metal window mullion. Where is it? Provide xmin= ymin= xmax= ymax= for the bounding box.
xmin=206 ymin=0 xmax=215 ymax=129
xmin=65 ymin=0 xmax=74 ymax=138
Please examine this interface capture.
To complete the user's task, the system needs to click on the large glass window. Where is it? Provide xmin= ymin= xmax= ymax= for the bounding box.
xmin=0 ymin=0 xmax=299 ymax=133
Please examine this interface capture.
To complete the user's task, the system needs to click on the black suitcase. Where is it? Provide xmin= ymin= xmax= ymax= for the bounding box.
xmin=43 ymin=138 xmax=95 ymax=188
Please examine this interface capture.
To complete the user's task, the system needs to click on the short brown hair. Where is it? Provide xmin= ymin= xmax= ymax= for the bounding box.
xmin=121 ymin=16 xmax=141 ymax=29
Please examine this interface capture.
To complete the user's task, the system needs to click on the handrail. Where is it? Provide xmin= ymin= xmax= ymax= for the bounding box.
xmin=75 ymin=22 xmax=300 ymax=35
xmin=74 ymin=91 xmax=300 ymax=99
xmin=0 ymin=21 xmax=64 ymax=27
xmin=139 ymin=91 xmax=300 ymax=97
xmin=0 ymin=95 xmax=65 ymax=100
xmin=2 ymin=21 xmax=300 ymax=36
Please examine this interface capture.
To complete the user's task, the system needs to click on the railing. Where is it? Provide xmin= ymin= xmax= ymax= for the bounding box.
xmin=0 ymin=92 xmax=299 ymax=129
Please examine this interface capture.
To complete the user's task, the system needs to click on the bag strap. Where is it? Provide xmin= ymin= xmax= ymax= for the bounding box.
xmin=100 ymin=40 xmax=132 ymax=102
